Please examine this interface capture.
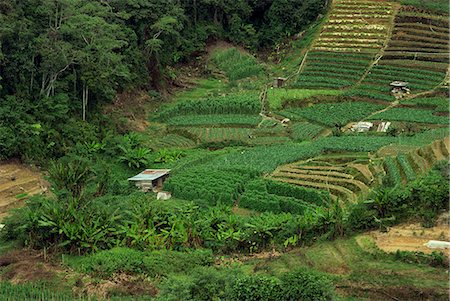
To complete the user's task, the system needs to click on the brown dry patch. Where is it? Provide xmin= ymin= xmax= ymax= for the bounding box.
xmin=103 ymin=90 xmax=152 ymax=132
xmin=337 ymin=282 xmax=448 ymax=301
xmin=369 ymin=214 xmax=449 ymax=255
xmin=0 ymin=250 xmax=60 ymax=284
xmin=0 ymin=161 xmax=49 ymax=221
xmin=74 ymin=274 xmax=157 ymax=300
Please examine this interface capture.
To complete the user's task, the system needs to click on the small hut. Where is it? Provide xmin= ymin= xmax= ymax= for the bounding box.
xmin=390 ymin=81 xmax=410 ymax=99
xmin=128 ymin=169 xmax=171 ymax=192
xmin=273 ymin=77 xmax=287 ymax=88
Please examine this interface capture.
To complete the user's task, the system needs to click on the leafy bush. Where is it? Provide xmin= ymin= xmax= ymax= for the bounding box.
xmin=211 ymin=48 xmax=264 ymax=81
xmin=68 ymin=248 xmax=214 ymax=278
xmin=279 ymin=268 xmax=334 ymax=301
xmin=48 ymin=157 xmax=94 ymax=198
xmin=156 ymin=267 xmax=239 ymax=301
xmin=158 ymin=94 xmax=260 ymax=121
xmin=229 ymin=275 xmax=281 ymax=301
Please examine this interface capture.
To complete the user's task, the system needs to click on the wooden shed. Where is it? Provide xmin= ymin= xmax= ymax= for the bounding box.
xmin=128 ymin=169 xmax=171 ymax=192
xmin=273 ymin=77 xmax=287 ymax=88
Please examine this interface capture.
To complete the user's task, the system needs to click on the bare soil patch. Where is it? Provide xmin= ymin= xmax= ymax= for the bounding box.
xmin=0 ymin=161 xmax=49 ymax=221
xmin=369 ymin=214 xmax=449 ymax=255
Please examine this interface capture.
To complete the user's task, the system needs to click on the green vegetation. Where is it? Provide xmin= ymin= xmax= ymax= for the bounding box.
xmin=398 ymin=0 xmax=449 ymax=13
xmin=291 ymin=122 xmax=325 ymax=141
xmin=370 ymin=108 xmax=448 ymax=124
xmin=280 ymin=102 xmax=385 ymax=126
xmin=211 ymin=48 xmax=264 ymax=81
xmin=167 ymin=115 xmax=261 ymax=126
xmin=267 ymin=89 xmax=341 ymax=109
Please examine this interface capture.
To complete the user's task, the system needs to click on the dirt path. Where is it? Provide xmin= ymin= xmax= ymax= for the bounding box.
xmin=369 ymin=214 xmax=449 ymax=255
xmin=0 ymin=161 xmax=48 ymax=221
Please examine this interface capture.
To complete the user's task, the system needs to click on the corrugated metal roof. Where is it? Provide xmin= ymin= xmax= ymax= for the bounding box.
xmin=128 ymin=169 xmax=171 ymax=181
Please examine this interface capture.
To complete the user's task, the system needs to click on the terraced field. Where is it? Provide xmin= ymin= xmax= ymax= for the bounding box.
xmin=271 ymin=153 xmax=380 ymax=202
xmin=0 ymin=162 xmax=48 ymax=220
xmin=294 ymin=0 xmax=396 ymax=89
xmin=382 ymin=137 xmax=449 ymax=185
xmin=349 ymin=7 xmax=449 ymax=101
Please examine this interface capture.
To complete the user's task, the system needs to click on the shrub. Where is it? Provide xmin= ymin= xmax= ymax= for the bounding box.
xmin=229 ymin=275 xmax=282 ymax=301
xmin=68 ymin=248 xmax=214 ymax=278
xmin=279 ymin=268 xmax=335 ymax=301
xmin=156 ymin=267 xmax=239 ymax=301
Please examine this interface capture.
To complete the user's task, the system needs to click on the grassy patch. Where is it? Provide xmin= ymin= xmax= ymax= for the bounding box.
xmin=280 ymin=102 xmax=385 ymax=126
xmin=211 ymin=47 xmax=264 ymax=81
xmin=267 ymin=88 xmax=342 ymax=109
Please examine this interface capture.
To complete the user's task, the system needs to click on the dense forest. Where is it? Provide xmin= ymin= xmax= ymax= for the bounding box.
xmin=0 ymin=0 xmax=325 ymax=162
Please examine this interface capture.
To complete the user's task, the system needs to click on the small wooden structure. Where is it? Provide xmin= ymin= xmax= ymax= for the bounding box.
xmin=273 ymin=77 xmax=287 ymax=88
xmin=128 ymin=169 xmax=171 ymax=192
xmin=390 ymin=81 xmax=410 ymax=99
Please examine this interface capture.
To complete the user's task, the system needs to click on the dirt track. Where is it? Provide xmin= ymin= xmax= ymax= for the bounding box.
xmin=0 ymin=161 xmax=48 ymax=220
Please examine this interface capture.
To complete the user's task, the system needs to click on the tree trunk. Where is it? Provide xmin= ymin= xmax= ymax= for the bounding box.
xmin=82 ymin=83 xmax=88 ymax=121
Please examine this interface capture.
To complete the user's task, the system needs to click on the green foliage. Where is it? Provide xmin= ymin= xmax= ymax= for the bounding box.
xmin=164 ymin=168 xmax=252 ymax=206
xmin=0 ymin=282 xmax=84 ymax=301
xmin=167 ymin=115 xmax=261 ymax=127
xmin=384 ymin=157 xmax=402 ymax=187
xmin=68 ymin=248 xmax=213 ymax=278
xmin=397 ymin=154 xmax=416 ymax=181
xmin=211 ymin=48 xmax=263 ymax=81
xmin=279 ymin=268 xmax=334 ymax=301
xmin=370 ymin=108 xmax=448 ymax=124
xmin=229 ymin=275 xmax=281 ymax=301
xmin=156 ymin=267 xmax=239 ymax=301
xmin=393 ymin=250 xmax=447 ymax=268
xmin=154 ymin=149 xmax=186 ymax=163
xmin=157 ymin=94 xmax=260 ymax=121
xmin=291 ymin=122 xmax=324 ymax=141
xmin=280 ymin=102 xmax=385 ymax=126
xmin=267 ymin=89 xmax=341 ymax=110
xmin=402 ymin=97 xmax=449 ymax=113
xmin=118 ymin=147 xmax=151 ymax=169
xmin=48 ymin=157 xmax=93 ymax=198
xmin=398 ymin=0 xmax=449 ymax=13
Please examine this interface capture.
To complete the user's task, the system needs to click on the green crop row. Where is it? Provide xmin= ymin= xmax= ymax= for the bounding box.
xmin=0 ymin=282 xmax=83 ymax=301
xmin=385 ymin=156 xmax=402 ymax=186
xmin=291 ymin=122 xmax=325 ymax=141
xmin=370 ymin=108 xmax=448 ymax=124
xmin=248 ymin=136 xmax=292 ymax=145
xmin=295 ymin=76 xmax=354 ymax=88
xmin=402 ymin=97 xmax=449 ymax=113
xmin=380 ymin=60 xmax=449 ymax=72
xmin=301 ymin=70 xmax=362 ymax=81
xmin=291 ymin=81 xmax=349 ymax=89
xmin=240 ymin=183 xmax=312 ymax=214
xmin=239 ymin=179 xmax=331 ymax=214
xmin=345 ymin=89 xmax=394 ymax=101
xmin=397 ymin=154 xmax=416 ymax=182
xmin=157 ymin=93 xmax=259 ymax=120
xmin=164 ymin=168 xmax=253 ymax=206
xmin=306 ymin=56 xmax=371 ymax=66
xmin=211 ymin=47 xmax=264 ymax=81
xmin=156 ymin=134 xmax=196 ymax=148
xmin=167 ymin=115 xmax=262 ymax=126
xmin=304 ymin=63 xmax=367 ymax=74
xmin=267 ymin=88 xmax=342 ymax=110
xmin=281 ymin=102 xmax=385 ymax=127
xmin=186 ymin=127 xmax=252 ymax=142
xmin=369 ymin=65 xmax=445 ymax=81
